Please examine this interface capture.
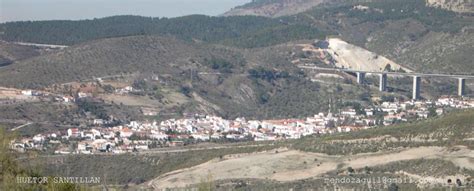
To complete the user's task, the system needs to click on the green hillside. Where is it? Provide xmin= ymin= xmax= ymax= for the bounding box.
xmin=0 ymin=15 xmax=328 ymax=48
xmin=0 ymin=41 xmax=42 ymax=66
xmin=0 ymin=35 xmax=368 ymax=119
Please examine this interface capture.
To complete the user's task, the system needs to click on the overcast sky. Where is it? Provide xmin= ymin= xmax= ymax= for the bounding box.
xmin=0 ymin=0 xmax=251 ymax=23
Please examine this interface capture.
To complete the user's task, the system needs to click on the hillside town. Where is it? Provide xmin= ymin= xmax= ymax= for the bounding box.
xmin=10 ymin=95 xmax=474 ymax=155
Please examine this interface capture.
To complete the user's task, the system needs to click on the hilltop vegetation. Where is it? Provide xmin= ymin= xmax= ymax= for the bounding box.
xmin=0 ymin=15 xmax=328 ymax=48
xmin=235 ymin=0 xmax=286 ymax=9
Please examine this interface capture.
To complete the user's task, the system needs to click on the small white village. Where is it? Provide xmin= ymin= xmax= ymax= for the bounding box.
xmin=10 ymin=88 xmax=474 ymax=155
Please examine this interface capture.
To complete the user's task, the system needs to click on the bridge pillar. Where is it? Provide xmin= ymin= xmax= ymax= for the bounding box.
xmin=356 ymin=72 xmax=365 ymax=84
xmin=458 ymin=78 xmax=466 ymax=96
xmin=379 ymin=73 xmax=387 ymax=91
xmin=412 ymin=76 xmax=421 ymax=100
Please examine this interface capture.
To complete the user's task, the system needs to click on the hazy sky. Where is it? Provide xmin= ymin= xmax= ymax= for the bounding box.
xmin=0 ymin=0 xmax=251 ymax=23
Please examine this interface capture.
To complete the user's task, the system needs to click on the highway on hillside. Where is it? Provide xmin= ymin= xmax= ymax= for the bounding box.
xmin=10 ymin=122 xmax=33 ymax=131
xmin=298 ymin=65 xmax=474 ymax=79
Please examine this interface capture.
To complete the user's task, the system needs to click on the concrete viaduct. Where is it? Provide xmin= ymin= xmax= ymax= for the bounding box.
xmin=298 ymin=65 xmax=474 ymax=100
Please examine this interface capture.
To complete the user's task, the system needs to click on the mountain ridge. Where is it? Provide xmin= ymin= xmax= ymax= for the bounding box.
xmin=223 ymin=0 xmax=327 ymax=17
xmin=225 ymin=0 xmax=474 ymax=17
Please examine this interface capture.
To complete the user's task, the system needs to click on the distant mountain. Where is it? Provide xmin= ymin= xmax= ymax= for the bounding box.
xmin=222 ymin=0 xmax=373 ymax=18
xmin=225 ymin=0 xmax=474 ymax=17
xmin=223 ymin=0 xmax=327 ymax=17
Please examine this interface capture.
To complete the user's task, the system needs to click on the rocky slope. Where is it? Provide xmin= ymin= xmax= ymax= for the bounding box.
xmin=426 ymin=0 xmax=474 ymax=13
xmin=296 ymin=38 xmax=411 ymax=72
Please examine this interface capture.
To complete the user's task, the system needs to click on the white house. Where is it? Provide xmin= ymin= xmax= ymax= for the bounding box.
xmin=21 ymin=90 xmax=32 ymax=96
xmin=67 ymin=128 xmax=82 ymax=138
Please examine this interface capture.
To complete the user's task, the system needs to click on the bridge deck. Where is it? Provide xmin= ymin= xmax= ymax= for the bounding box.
xmin=298 ymin=66 xmax=474 ymax=79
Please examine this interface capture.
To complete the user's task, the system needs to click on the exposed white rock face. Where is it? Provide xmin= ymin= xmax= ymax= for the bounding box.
xmin=426 ymin=0 xmax=474 ymax=13
xmin=325 ymin=38 xmax=411 ymax=72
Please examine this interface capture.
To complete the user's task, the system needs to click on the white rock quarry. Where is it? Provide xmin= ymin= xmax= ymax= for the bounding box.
xmin=426 ymin=0 xmax=474 ymax=13
xmin=326 ymin=38 xmax=411 ymax=72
